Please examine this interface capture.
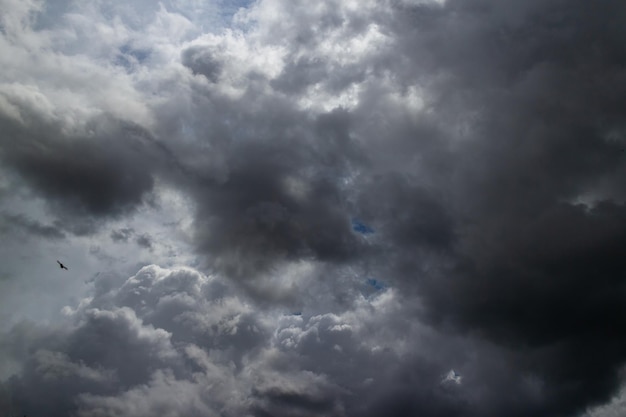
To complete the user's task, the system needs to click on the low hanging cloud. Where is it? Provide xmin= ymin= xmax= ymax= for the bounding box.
xmin=1 ymin=0 xmax=626 ymax=416
xmin=0 ymin=265 xmax=467 ymax=417
xmin=0 ymin=213 xmax=66 ymax=240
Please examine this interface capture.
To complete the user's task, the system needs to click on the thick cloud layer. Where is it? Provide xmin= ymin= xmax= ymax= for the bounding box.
xmin=1 ymin=0 xmax=626 ymax=416
xmin=0 ymin=265 xmax=455 ymax=416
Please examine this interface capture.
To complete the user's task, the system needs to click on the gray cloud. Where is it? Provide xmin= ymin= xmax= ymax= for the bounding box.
xmin=0 ymin=111 xmax=157 ymax=224
xmin=135 ymin=233 xmax=154 ymax=250
xmin=383 ymin=2 xmax=626 ymax=416
xmin=181 ymin=46 xmax=222 ymax=82
xmin=110 ymin=227 xmax=135 ymax=243
xmin=1 ymin=0 xmax=626 ymax=416
xmin=0 ymin=213 xmax=66 ymax=240
xmin=0 ymin=265 xmax=449 ymax=416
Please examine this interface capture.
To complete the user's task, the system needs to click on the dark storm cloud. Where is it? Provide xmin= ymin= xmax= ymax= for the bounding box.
xmin=270 ymin=57 xmax=366 ymax=95
xmin=135 ymin=233 xmax=154 ymax=250
xmin=250 ymin=385 xmax=341 ymax=417
xmin=110 ymin=227 xmax=135 ymax=243
xmin=3 ymin=0 xmax=626 ymax=416
xmin=181 ymin=46 xmax=222 ymax=82
xmin=186 ymin=104 xmax=367 ymax=284
xmin=1 ymin=264 xmax=612 ymax=417
xmin=351 ymin=0 xmax=626 ymax=415
xmin=0 ymin=213 xmax=66 ymax=240
xmin=0 ymin=107 xmax=162 ymax=234
xmin=164 ymin=0 xmax=626 ymax=414
xmin=416 ymin=202 xmax=626 ymax=416
xmin=1 ymin=309 xmax=180 ymax=416
xmin=353 ymin=173 xmax=455 ymax=250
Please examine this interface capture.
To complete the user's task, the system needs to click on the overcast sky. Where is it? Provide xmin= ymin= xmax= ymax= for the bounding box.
xmin=1 ymin=0 xmax=626 ymax=416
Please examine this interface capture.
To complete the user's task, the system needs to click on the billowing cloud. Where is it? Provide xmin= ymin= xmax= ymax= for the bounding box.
xmin=1 ymin=0 xmax=626 ymax=416
xmin=0 ymin=265 xmax=458 ymax=416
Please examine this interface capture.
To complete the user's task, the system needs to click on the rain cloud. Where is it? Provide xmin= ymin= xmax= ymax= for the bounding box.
xmin=1 ymin=0 xmax=626 ymax=416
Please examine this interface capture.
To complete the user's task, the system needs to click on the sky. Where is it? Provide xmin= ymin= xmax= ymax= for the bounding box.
xmin=1 ymin=0 xmax=626 ymax=416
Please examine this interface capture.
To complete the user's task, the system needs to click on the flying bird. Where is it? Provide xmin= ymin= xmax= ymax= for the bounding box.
xmin=57 ymin=260 xmax=69 ymax=270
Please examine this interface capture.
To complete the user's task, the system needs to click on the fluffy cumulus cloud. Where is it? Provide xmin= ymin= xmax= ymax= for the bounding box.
xmin=1 ymin=265 xmax=449 ymax=416
xmin=1 ymin=0 xmax=626 ymax=416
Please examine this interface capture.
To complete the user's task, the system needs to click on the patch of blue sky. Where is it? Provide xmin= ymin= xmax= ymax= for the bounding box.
xmin=352 ymin=218 xmax=375 ymax=235
xmin=32 ymin=0 xmax=74 ymax=31
xmin=366 ymin=278 xmax=387 ymax=291
xmin=119 ymin=44 xmax=151 ymax=63
xmin=218 ymin=0 xmax=255 ymax=21
xmin=360 ymin=278 xmax=388 ymax=299
xmin=168 ymin=0 xmax=255 ymax=33
xmin=114 ymin=44 xmax=152 ymax=71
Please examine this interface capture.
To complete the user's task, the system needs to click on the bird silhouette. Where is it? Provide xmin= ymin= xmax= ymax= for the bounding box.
xmin=57 ymin=260 xmax=69 ymax=270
